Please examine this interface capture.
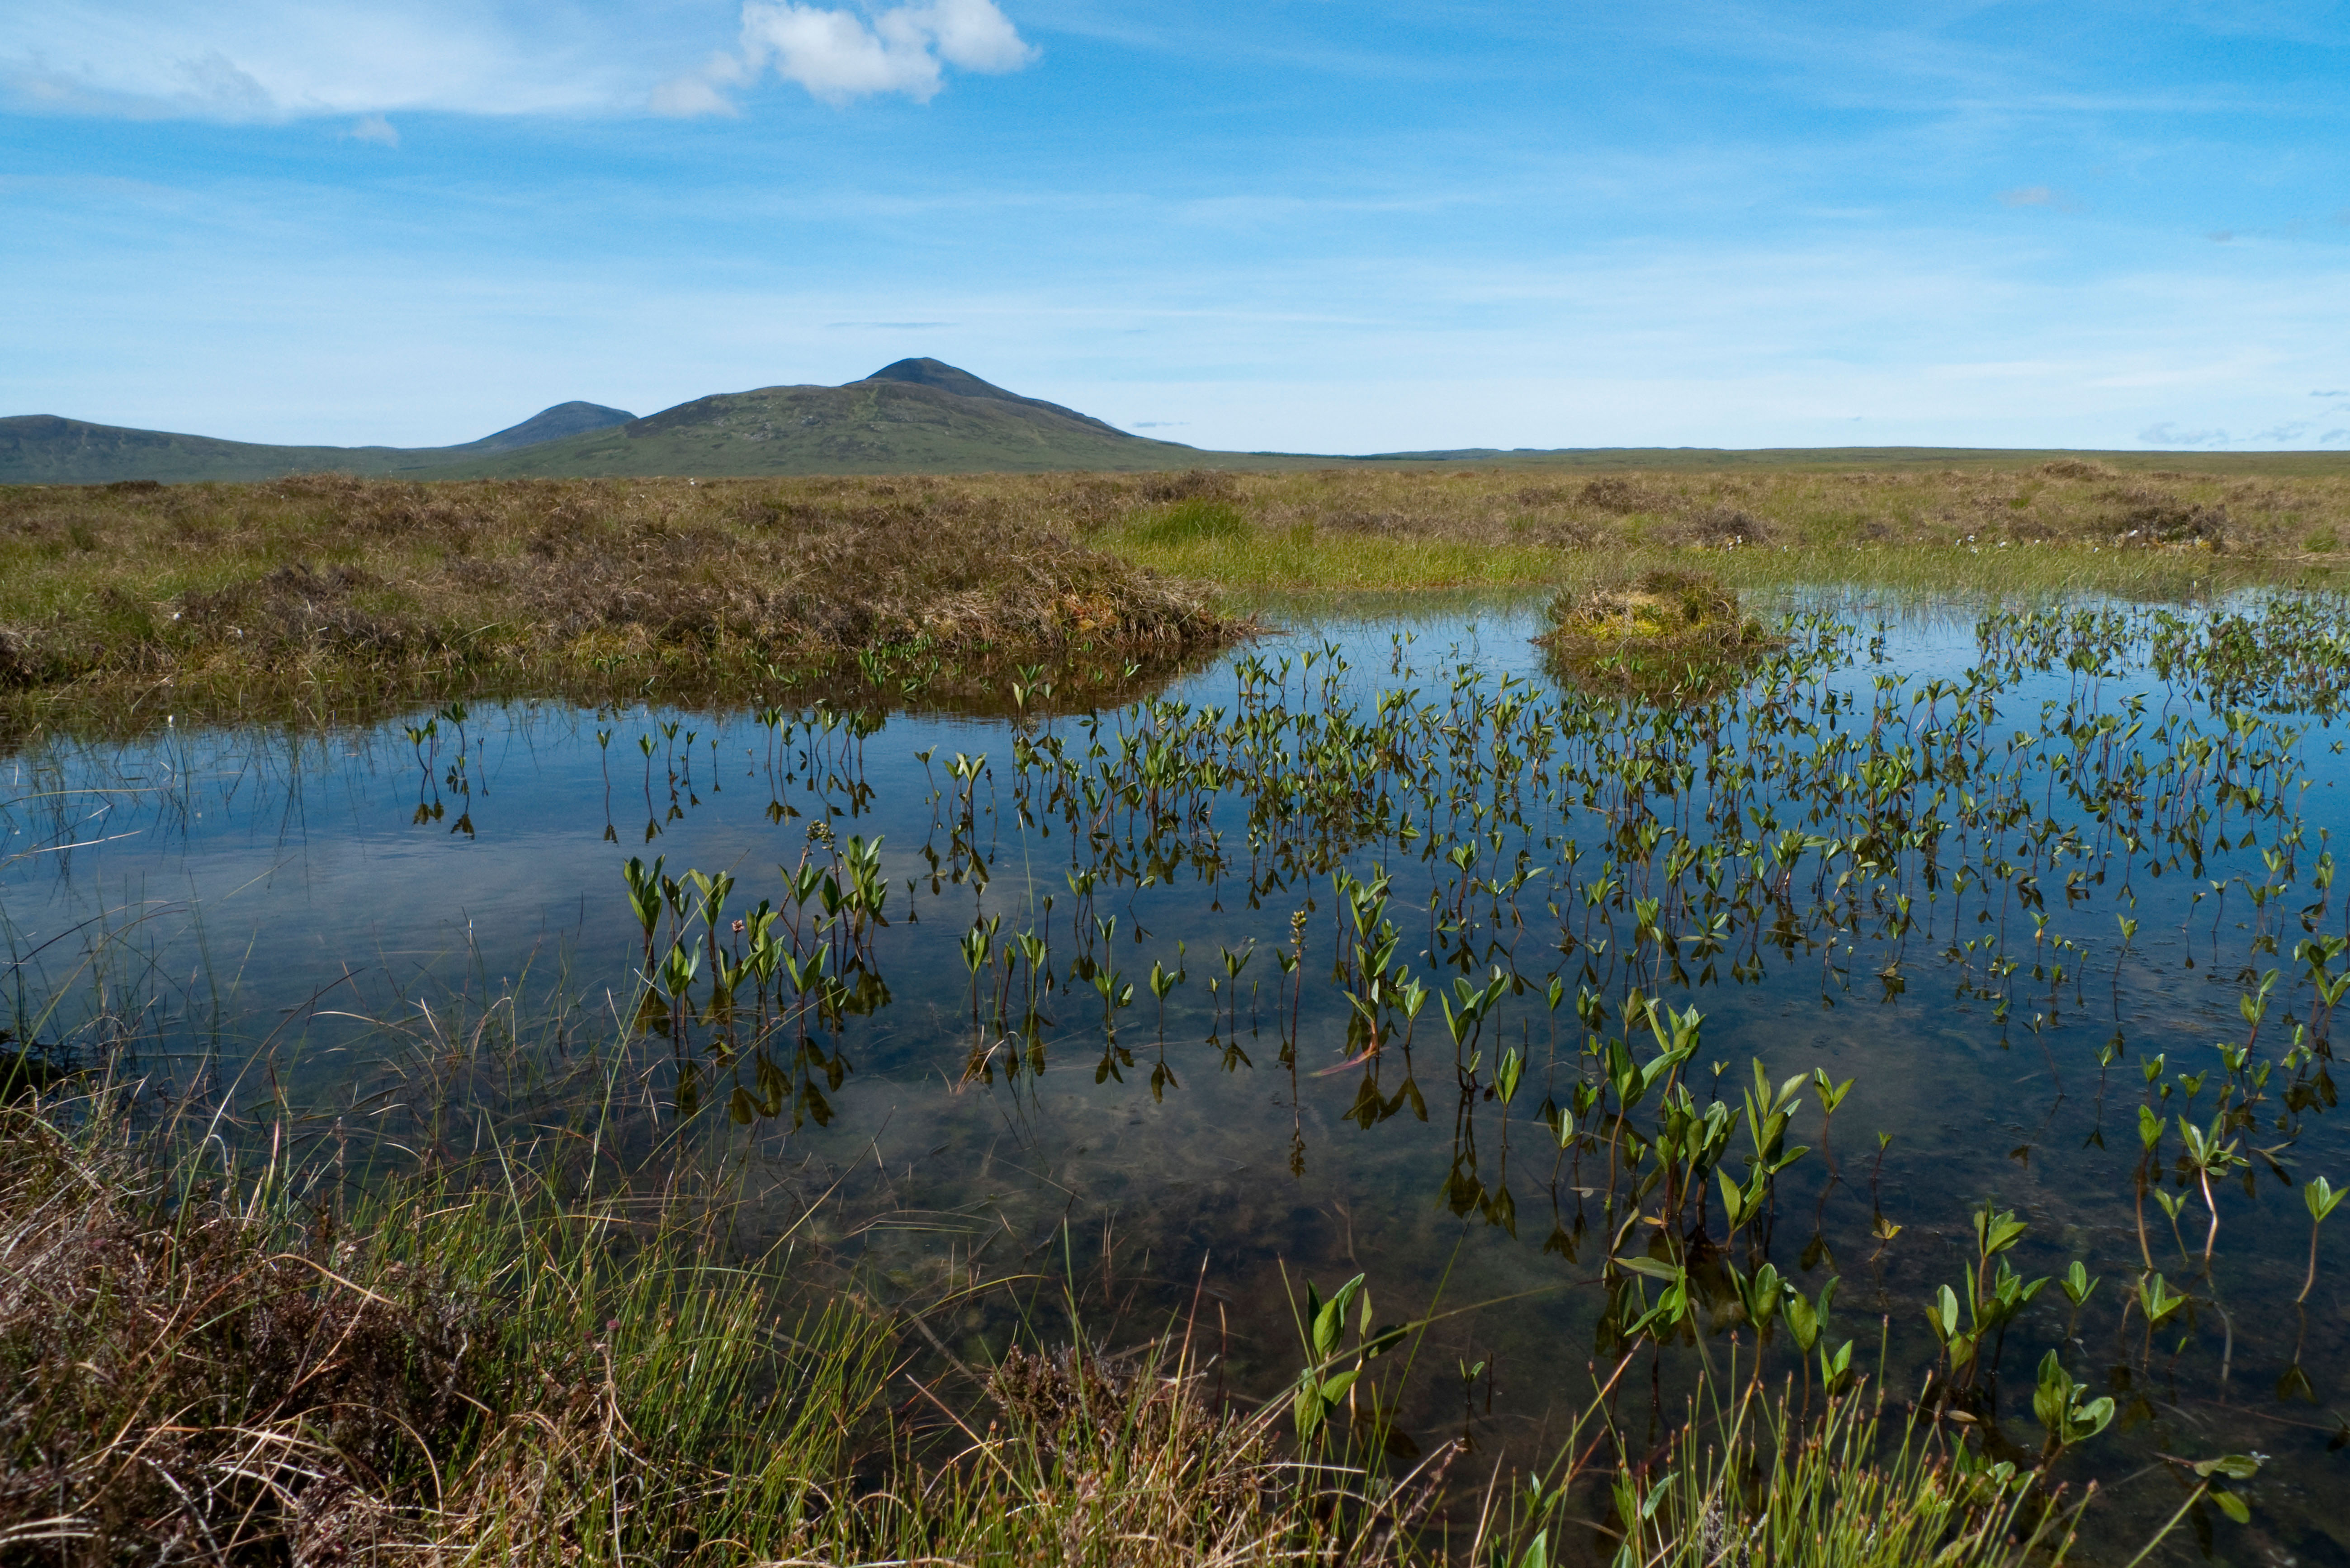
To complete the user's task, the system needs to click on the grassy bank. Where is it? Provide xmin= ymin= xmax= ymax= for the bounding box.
xmin=4 ymin=459 xmax=2345 ymax=734
xmin=9 ymin=1082 xmax=2220 ymax=1568
xmin=0 ymin=473 xmax=1228 ymax=736
xmin=1094 ymin=461 xmax=2350 ymax=596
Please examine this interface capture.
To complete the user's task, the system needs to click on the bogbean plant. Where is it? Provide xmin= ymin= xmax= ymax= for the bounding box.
xmin=614 ymin=595 xmax=2350 ymax=1547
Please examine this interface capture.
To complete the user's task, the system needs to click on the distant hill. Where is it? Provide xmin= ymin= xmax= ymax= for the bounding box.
xmin=420 ymin=363 xmax=1206 ymax=479
xmin=456 ymin=401 xmax=638 ymax=455
xmin=0 ymin=362 xmax=1202 ymax=483
xmin=14 ymin=368 xmax=2350 ymax=485
xmin=0 ymin=401 xmax=637 ymax=485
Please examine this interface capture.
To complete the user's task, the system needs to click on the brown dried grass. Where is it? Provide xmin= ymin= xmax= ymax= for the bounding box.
xmin=0 ymin=473 xmax=1230 ymax=730
xmin=0 ymin=1107 xmax=485 ymax=1565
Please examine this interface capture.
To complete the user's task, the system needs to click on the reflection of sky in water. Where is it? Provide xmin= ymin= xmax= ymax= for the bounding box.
xmin=8 ymin=590 xmax=2350 ymax=1559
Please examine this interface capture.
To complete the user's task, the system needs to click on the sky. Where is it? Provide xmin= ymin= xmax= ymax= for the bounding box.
xmin=5 ymin=0 xmax=2349 ymax=454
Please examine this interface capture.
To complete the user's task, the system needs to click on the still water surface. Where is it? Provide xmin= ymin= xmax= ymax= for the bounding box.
xmin=7 ymin=592 xmax=2350 ymax=1561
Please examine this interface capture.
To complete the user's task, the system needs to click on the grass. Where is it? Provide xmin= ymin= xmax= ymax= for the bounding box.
xmin=8 ymin=1080 xmax=2200 ymax=1568
xmin=0 ymin=473 xmax=1229 ymax=737
xmin=1093 ymin=461 xmax=2350 ymax=599
xmin=0 ymin=1089 xmax=897 ymax=1567
xmin=5 ymin=458 xmax=2348 ymax=736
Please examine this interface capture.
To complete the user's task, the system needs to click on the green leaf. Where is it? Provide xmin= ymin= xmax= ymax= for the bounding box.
xmin=2214 ymin=1491 xmax=2251 ymax=1525
xmin=1496 ymin=1047 xmax=1524 ymax=1108
xmin=1716 ymin=1167 xmax=1749 ymax=1226
xmin=1619 ymin=1256 xmax=1684 ymax=1282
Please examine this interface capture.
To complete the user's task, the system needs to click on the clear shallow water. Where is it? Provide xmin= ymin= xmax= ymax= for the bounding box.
xmin=8 ymin=590 xmax=2350 ymax=1562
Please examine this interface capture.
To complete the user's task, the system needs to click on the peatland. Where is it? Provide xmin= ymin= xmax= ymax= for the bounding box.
xmin=3 ymin=456 xmax=2346 ymax=738
xmin=6 ymin=536 xmax=2326 ymax=1560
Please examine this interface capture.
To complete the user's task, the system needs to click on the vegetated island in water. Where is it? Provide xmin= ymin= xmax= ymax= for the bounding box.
xmin=3 ymin=454 xmax=2347 ymax=735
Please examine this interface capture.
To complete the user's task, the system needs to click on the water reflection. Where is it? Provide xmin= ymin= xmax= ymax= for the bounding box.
xmin=7 ymin=591 xmax=2350 ymax=1557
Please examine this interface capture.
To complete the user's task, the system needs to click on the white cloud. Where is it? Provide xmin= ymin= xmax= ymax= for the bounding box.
xmin=346 ymin=111 xmax=399 ymax=146
xmin=920 ymin=0 xmax=1032 ymax=71
xmin=659 ymin=0 xmax=1034 ymax=113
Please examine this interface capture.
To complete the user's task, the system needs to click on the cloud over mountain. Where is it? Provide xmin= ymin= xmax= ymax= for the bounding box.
xmin=654 ymin=0 xmax=1033 ymax=113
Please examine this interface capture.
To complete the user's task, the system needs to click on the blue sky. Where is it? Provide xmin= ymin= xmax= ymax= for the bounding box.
xmin=5 ymin=1 xmax=2348 ymax=453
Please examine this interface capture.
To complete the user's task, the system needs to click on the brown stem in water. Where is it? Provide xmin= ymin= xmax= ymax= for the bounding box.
xmin=2199 ymin=1166 xmax=2220 ymax=1272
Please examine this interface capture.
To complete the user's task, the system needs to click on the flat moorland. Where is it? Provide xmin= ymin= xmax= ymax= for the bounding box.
xmin=3 ymin=457 xmax=2343 ymax=732
xmin=1089 ymin=458 xmax=2350 ymax=595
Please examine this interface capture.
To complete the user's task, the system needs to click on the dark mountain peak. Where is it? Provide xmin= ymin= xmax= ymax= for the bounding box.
xmin=863 ymin=359 xmax=1018 ymax=400
xmin=463 ymin=401 xmax=637 ymax=454
xmin=852 ymin=359 xmax=1130 ymax=439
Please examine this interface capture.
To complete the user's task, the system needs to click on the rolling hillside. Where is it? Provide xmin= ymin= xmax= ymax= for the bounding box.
xmin=0 ymin=401 xmax=637 ymax=485
xmin=421 ymin=361 xmax=1206 ymax=478
xmin=13 ymin=362 xmax=2350 ymax=485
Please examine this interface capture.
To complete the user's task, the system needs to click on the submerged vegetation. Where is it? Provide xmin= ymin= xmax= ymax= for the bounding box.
xmin=8 ymin=514 xmax=2350 ymax=1557
xmin=0 ymin=1081 xmax=2240 ymax=1567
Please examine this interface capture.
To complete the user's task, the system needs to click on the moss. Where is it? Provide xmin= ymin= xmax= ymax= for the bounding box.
xmin=1541 ymin=568 xmax=1766 ymax=653
xmin=1537 ymin=569 xmax=1777 ymax=703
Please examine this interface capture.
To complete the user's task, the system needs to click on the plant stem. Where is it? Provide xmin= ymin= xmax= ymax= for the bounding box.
xmin=2119 ymin=1483 xmax=2210 ymax=1568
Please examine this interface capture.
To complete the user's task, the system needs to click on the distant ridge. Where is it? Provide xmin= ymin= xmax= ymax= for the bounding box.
xmin=0 ymin=401 xmax=637 ymax=485
xmin=0 ymin=363 xmax=1187 ymax=483
xmin=434 ymin=362 xmax=1196 ymax=480
xmin=16 ymin=368 xmax=2347 ymax=486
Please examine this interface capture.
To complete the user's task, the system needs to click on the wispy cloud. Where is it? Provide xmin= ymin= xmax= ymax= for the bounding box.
xmin=2139 ymin=422 xmax=2229 ymax=446
xmin=345 ymin=112 xmax=398 ymax=146
xmin=0 ymin=4 xmax=640 ymax=119
xmin=1998 ymin=184 xmax=2086 ymax=213
xmin=827 ymin=320 xmax=955 ymax=329
xmin=654 ymin=0 xmax=1034 ymax=114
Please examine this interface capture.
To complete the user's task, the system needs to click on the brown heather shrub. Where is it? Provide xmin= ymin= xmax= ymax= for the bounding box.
xmin=1141 ymin=469 xmax=1239 ymax=503
xmin=0 ymin=475 xmax=1230 ymax=718
xmin=0 ymin=1109 xmax=489 ymax=1566
xmin=1575 ymin=476 xmax=1672 ymax=514
xmin=2104 ymin=489 xmax=2231 ymax=550
xmin=1669 ymin=504 xmax=1773 ymax=548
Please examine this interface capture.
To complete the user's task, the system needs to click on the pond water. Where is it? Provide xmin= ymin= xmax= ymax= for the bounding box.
xmin=8 ymin=589 xmax=2350 ymax=1562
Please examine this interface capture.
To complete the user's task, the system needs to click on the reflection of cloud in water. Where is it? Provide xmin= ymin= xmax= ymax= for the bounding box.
xmin=9 ymin=591 xmax=2350 ymax=1528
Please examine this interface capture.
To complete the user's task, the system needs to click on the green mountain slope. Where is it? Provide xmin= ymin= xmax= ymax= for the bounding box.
xmin=0 ymin=402 xmax=637 ymax=485
xmin=22 ymin=361 xmax=2347 ymax=486
xmin=417 ymin=366 xmax=1202 ymax=478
